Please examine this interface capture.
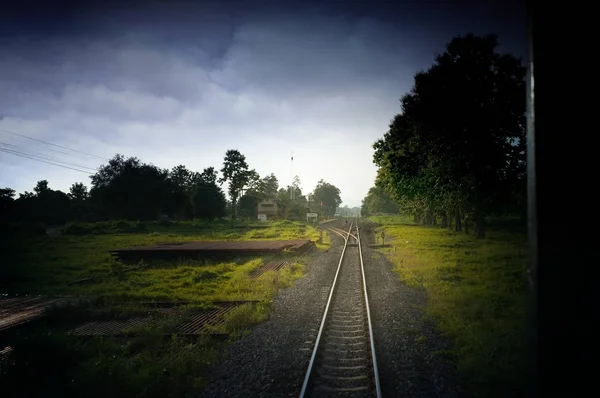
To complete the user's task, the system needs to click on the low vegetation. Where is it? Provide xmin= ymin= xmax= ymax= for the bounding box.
xmin=370 ymin=214 xmax=529 ymax=397
xmin=0 ymin=219 xmax=327 ymax=397
xmin=0 ymin=219 xmax=325 ymax=297
xmin=2 ymin=304 xmax=230 ymax=398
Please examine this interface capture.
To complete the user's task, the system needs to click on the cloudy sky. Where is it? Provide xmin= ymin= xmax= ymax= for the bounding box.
xmin=0 ymin=0 xmax=526 ymax=207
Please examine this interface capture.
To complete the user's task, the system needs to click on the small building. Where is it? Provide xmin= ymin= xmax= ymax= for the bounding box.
xmin=306 ymin=212 xmax=318 ymax=223
xmin=257 ymin=198 xmax=278 ymax=219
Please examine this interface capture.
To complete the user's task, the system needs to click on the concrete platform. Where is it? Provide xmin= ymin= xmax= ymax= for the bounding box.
xmin=110 ymin=239 xmax=314 ymax=262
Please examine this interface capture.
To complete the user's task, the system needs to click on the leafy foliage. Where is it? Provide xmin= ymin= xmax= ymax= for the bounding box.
xmin=192 ymin=168 xmax=227 ymax=221
xmin=62 ymin=220 xmax=148 ymax=235
xmin=372 ymin=34 xmax=526 ymax=237
xmin=238 ymin=173 xmax=280 ymax=219
xmin=218 ymin=149 xmax=259 ymax=221
xmin=1 ymin=149 xmax=341 ymax=226
xmin=361 ymin=186 xmax=398 ymax=216
xmin=311 ymin=179 xmax=342 ymax=218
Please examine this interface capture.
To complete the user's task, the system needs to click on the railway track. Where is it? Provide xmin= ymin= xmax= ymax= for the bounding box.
xmin=300 ymin=220 xmax=381 ymax=397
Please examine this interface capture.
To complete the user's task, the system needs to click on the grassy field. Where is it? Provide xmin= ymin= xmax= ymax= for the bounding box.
xmin=0 ymin=219 xmax=327 ymax=299
xmin=1 ymin=301 xmax=274 ymax=398
xmin=369 ymin=214 xmax=530 ymax=398
xmin=0 ymin=219 xmax=329 ymax=397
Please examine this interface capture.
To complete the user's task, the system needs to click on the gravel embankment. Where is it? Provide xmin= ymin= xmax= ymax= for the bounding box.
xmin=201 ymin=232 xmax=346 ymax=397
xmin=362 ymin=231 xmax=464 ymax=397
xmin=202 ymin=221 xmax=463 ymax=397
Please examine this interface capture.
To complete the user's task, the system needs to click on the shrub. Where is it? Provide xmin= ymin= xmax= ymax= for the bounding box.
xmin=62 ymin=222 xmax=94 ymax=235
xmin=4 ymin=222 xmax=48 ymax=236
xmin=190 ymin=269 xmax=220 ymax=284
xmin=62 ymin=220 xmax=148 ymax=235
xmin=273 ymin=220 xmax=295 ymax=227
xmin=108 ymin=258 xmax=125 ymax=276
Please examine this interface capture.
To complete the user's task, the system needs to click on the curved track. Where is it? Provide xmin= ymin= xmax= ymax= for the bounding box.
xmin=300 ymin=220 xmax=381 ymax=397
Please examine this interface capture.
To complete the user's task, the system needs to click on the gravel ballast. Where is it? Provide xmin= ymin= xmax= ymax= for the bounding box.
xmin=202 ymin=233 xmax=346 ymax=397
xmin=361 ymin=229 xmax=463 ymax=397
xmin=202 ymin=222 xmax=463 ymax=397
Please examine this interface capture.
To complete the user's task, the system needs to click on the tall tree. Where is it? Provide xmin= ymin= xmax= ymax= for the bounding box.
xmin=33 ymin=180 xmax=50 ymax=195
xmin=219 ymin=150 xmax=256 ymax=221
xmin=68 ymin=182 xmax=91 ymax=221
xmin=312 ymin=179 xmax=342 ymax=218
xmin=192 ymin=167 xmax=227 ymax=221
xmin=0 ymin=187 xmax=16 ymax=224
xmin=17 ymin=181 xmax=71 ymax=225
xmin=166 ymin=165 xmax=200 ymax=220
xmin=90 ymin=154 xmax=173 ymax=220
xmin=200 ymin=167 xmax=218 ymax=186
xmin=261 ymin=173 xmax=279 ymax=198
xmin=373 ymin=34 xmax=526 ymax=237
xmin=169 ymin=165 xmax=201 ymax=197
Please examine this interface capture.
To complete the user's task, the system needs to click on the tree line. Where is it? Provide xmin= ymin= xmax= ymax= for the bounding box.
xmin=361 ymin=186 xmax=398 ymax=217
xmin=0 ymin=149 xmax=343 ymax=226
xmin=366 ymin=34 xmax=526 ymax=238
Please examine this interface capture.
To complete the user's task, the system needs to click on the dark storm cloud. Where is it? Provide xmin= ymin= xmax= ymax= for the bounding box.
xmin=0 ymin=0 xmax=527 ymax=205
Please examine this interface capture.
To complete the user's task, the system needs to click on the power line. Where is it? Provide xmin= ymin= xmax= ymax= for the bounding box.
xmin=0 ymin=128 xmax=110 ymax=161
xmin=0 ymin=148 xmax=93 ymax=174
xmin=2 ymin=139 xmax=73 ymax=158
xmin=0 ymin=142 xmax=99 ymax=171
xmin=0 ymin=145 xmax=99 ymax=172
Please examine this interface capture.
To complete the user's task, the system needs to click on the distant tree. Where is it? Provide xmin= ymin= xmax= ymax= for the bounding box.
xmin=361 ymin=186 xmax=399 ymax=217
xmin=261 ymin=173 xmax=279 ymax=198
xmin=237 ymin=192 xmax=261 ymax=220
xmin=90 ymin=154 xmax=173 ymax=220
xmin=200 ymin=167 xmax=218 ymax=186
xmin=275 ymin=176 xmax=308 ymax=220
xmin=169 ymin=165 xmax=202 ymax=197
xmin=13 ymin=181 xmax=71 ymax=225
xmin=19 ymin=191 xmax=35 ymax=199
xmin=68 ymin=183 xmax=89 ymax=201
xmin=219 ymin=150 xmax=257 ymax=221
xmin=164 ymin=165 xmax=200 ymax=220
xmin=68 ymin=182 xmax=91 ymax=221
xmin=192 ymin=167 xmax=227 ymax=221
xmin=237 ymin=172 xmax=279 ymax=220
xmin=33 ymin=180 xmax=50 ymax=195
xmin=312 ymin=180 xmax=342 ymax=218
xmin=0 ymin=187 xmax=16 ymax=224
xmin=276 ymin=188 xmax=292 ymax=219
xmin=90 ymin=154 xmax=140 ymax=189
xmin=0 ymin=187 xmax=16 ymax=200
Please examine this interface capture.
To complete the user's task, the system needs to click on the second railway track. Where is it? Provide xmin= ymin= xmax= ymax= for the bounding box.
xmin=300 ymin=220 xmax=381 ymax=398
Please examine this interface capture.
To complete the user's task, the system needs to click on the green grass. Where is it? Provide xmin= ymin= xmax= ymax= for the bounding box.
xmin=0 ymin=220 xmax=325 ymax=299
xmin=0 ymin=304 xmax=223 ymax=398
xmin=369 ymin=214 xmax=530 ymax=398
xmin=0 ymin=220 xmax=321 ymax=397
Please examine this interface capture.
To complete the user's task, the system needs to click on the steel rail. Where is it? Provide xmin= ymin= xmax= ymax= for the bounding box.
xmin=327 ymin=227 xmax=348 ymax=240
xmin=329 ymin=226 xmax=358 ymax=241
xmin=299 ymin=221 xmax=353 ymax=398
xmin=356 ymin=219 xmax=382 ymax=398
